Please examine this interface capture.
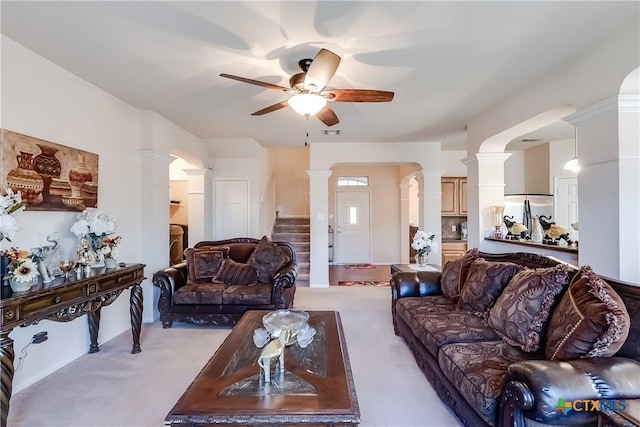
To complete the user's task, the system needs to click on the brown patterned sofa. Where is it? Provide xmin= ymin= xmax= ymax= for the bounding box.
xmin=153 ymin=237 xmax=298 ymax=327
xmin=391 ymin=250 xmax=640 ymax=427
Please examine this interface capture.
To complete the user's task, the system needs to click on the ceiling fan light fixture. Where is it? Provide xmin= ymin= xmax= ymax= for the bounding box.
xmin=288 ymin=93 xmax=326 ymax=117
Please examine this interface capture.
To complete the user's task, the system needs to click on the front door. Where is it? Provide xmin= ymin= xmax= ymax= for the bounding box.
xmin=215 ymin=180 xmax=249 ymax=239
xmin=555 ymin=176 xmax=579 ymax=241
xmin=336 ymin=191 xmax=371 ymax=264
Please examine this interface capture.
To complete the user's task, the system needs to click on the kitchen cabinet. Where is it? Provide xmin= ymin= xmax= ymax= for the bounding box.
xmin=442 ymin=241 xmax=467 ymax=266
xmin=441 ymin=177 xmax=467 ymax=216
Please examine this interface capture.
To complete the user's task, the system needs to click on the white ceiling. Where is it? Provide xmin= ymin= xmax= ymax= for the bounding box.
xmin=1 ymin=1 xmax=637 ymax=150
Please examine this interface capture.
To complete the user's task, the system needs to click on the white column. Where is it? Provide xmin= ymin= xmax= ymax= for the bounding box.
xmin=306 ymin=169 xmax=332 ymax=288
xmin=184 ymin=168 xmax=213 ymax=245
xmin=399 ymin=179 xmax=411 ymax=264
xmin=138 ymin=149 xmax=174 ymax=323
xmin=463 ymin=153 xmax=512 ymax=251
xmin=416 ymin=170 xmax=444 ymax=265
xmin=566 ymin=96 xmax=640 ymax=281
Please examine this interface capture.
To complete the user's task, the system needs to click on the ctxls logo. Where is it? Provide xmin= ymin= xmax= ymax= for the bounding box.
xmin=555 ymin=398 xmax=626 ymax=415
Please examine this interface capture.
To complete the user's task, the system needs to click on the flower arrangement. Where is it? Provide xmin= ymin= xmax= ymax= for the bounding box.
xmin=5 ymin=248 xmax=39 ymax=286
xmin=0 ymin=188 xmax=25 ymax=242
xmin=98 ymin=235 xmax=121 ymax=260
xmin=70 ymin=208 xmax=117 ymax=250
xmin=411 ymin=230 xmax=438 ymax=257
xmin=71 ymin=208 xmax=121 ymax=265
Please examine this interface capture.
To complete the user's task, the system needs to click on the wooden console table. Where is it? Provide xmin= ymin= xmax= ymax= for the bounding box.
xmin=0 ymin=263 xmax=145 ymax=427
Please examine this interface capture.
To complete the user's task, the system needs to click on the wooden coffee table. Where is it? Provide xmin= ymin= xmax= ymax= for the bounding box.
xmin=165 ymin=310 xmax=360 ymax=426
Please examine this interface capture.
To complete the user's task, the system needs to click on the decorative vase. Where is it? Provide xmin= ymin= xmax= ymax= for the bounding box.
xmin=33 ymin=144 xmax=62 ymax=205
xmin=415 ymin=252 xmax=429 ymax=267
xmin=531 ymin=216 xmax=544 ymax=243
xmin=6 ymin=151 xmax=45 ymax=205
xmin=68 ymin=154 xmax=93 ymax=198
xmin=49 ymin=178 xmax=72 ymax=206
xmin=80 ymin=181 xmax=98 ymax=208
xmin=10 ymin=277 xmax=35 ymax=292
xmin=104 ymin=257 xmax=118 ymax=269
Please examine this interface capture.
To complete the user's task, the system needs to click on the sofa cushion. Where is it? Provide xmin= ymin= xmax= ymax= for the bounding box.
xmin=222 ymin=283 xmax=272 ymax=305
xmin=440 ymin=248 xmax=480 ymax=300
xmin=185 ymin=246 xmax=230 ymax=284
xmin=396 ymin=295 xmax=457 ymax=321
xmin=173 ymin=283 xmax=226 ymax=305
xmin=214 ymin=259 xmax=258 ymax=285
xmin=456 ymin=259 xmax=524 ymax=316
xmin=398 ymin=309 xmax=500 ymax=357
xmin=247 ymin=236 xmax=290 ymax=283
xmin=487 ymin=264 xmax=570 ymax=352
xmin=438 ymin=341 xmax=528 ymax=425
xmin=545 ymin=265 xmax=630 ymax=361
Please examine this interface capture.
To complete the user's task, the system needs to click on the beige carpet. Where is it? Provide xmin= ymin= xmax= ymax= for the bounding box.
xmin=8 ymin=286 xmax=462 ymax=427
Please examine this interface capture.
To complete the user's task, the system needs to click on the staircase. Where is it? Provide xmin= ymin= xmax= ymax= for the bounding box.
xmin=272 ymin=217 xmax=310 ymax=286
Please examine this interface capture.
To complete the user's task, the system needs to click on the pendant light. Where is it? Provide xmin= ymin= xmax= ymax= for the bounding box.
xmin=564 ymin=128 xmax=580 ymax=172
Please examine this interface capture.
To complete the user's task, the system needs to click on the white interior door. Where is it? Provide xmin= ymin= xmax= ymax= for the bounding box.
xmin=336 ymin=191 xmax=371 ymax=264
xmin=555 ymin=176 xmax=579 ymax=241
xmin=215 ymin=180 xmax=249 ymax=239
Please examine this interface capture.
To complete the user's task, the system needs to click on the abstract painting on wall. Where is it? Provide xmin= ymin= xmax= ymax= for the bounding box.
xmin=1 ymin=129 xmax=99 ymax=211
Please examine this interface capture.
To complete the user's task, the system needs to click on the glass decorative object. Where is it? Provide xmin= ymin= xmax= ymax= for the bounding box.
xmin=415 ymin=252 xmax=429 ymax=267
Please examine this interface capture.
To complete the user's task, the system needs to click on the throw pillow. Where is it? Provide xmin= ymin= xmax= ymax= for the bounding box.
xmin=185 ymin=246 xmax=230 ymax=284
xmin=213 ymin=259 xmax=257 ymax=286
xmin=486 ymin=264 xmax=570 ymax=352
xmin=545 ymin=266 xmax=630 ymax=361
xmin=456 ymin=259 xmax=524 ymax=315
xmin=440 ymin=248 xmax=480 ymax=300
xmin=247 ymin=236 xmax=290 ymax=283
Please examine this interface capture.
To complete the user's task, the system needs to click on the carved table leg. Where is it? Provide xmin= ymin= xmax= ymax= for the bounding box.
xmin=1 ymin=330 xmax=15 ymax=427
xmin=130 ymin=283 xmax=143 ymax=354
xmin=88 ymin=308 xmax=101 ymax=353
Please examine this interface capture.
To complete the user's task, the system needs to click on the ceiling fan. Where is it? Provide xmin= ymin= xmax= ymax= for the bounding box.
xmin=220 ymin=48 xmax=394 ymax=127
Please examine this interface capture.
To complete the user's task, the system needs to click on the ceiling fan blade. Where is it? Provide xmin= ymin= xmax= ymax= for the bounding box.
xmin=324 ymin=89 xmax=394 ymax=102
xmin=251 ymin=100 xmax=289 ymax=116
xmin=304 ymin=48 xmax=341 ymax=92
xmin=316 ymin=105 xmax=340 ymax=127
xmin=220 ymin=73 xmax=292 ymax=92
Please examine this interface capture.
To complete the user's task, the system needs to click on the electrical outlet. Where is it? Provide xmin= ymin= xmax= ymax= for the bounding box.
xmin=451 ymin=225 xmax=457 ymax=232
xmin=32 ymin=331 xmax=48 ymax=344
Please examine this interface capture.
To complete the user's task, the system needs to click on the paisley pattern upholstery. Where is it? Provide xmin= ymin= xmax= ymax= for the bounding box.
xmin=247 ymin=235 xmax=290 ymax=283
xmin=438 ymin=341 xmax=528 ymax=425
xmin=399 ymin=309 xmax=500 ymax=357
xmin=487 ymin=264 xmax=569 ymax=352
xmin=396 ymin=295 xmax=457 ymax=323
xmin=174 ymin=283 xmax=226 ymax=304
xmin=184 ymin=246 xmax=230 ymax=284
xmin=221 ymin=283 xmax=272 ymax=305
xmin=440 ymin=248 xmax=480 ymax=300
xmin=456 ymin=259 xmax=524 ymax=316
xmin=546 ymin=265 xmax=630 ymax=360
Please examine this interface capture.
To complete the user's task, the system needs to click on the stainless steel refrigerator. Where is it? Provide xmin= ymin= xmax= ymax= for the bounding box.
xmin=503 ymin=194 xmax=554 ymax=234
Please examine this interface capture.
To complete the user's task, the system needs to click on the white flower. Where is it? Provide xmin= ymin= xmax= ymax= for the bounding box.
xmin=10 ymin=258 xmax=39 ymax=283
xmin=70 ymin=219 xmax=90 ymax=237
xmin=0 ymin=214 xmax=20 ymax=242
xmin=100 ymin=246 xmax=111 ymax=255
xmin=71 ymin=208 xmax=117 ymax=238
xmin=411 ymin=230 xmax=438 ymax=255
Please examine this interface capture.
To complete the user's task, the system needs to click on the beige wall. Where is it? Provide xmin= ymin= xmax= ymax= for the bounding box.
xmin=328 ymin=164 xmax=408 ymax=263
xmin=273 ymin=147 xmax=310 ymax=217
xmin=524 ymin=143 xmax=550 ymax=193
xmin=169 ymin=180 xmax=189 ymax=225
